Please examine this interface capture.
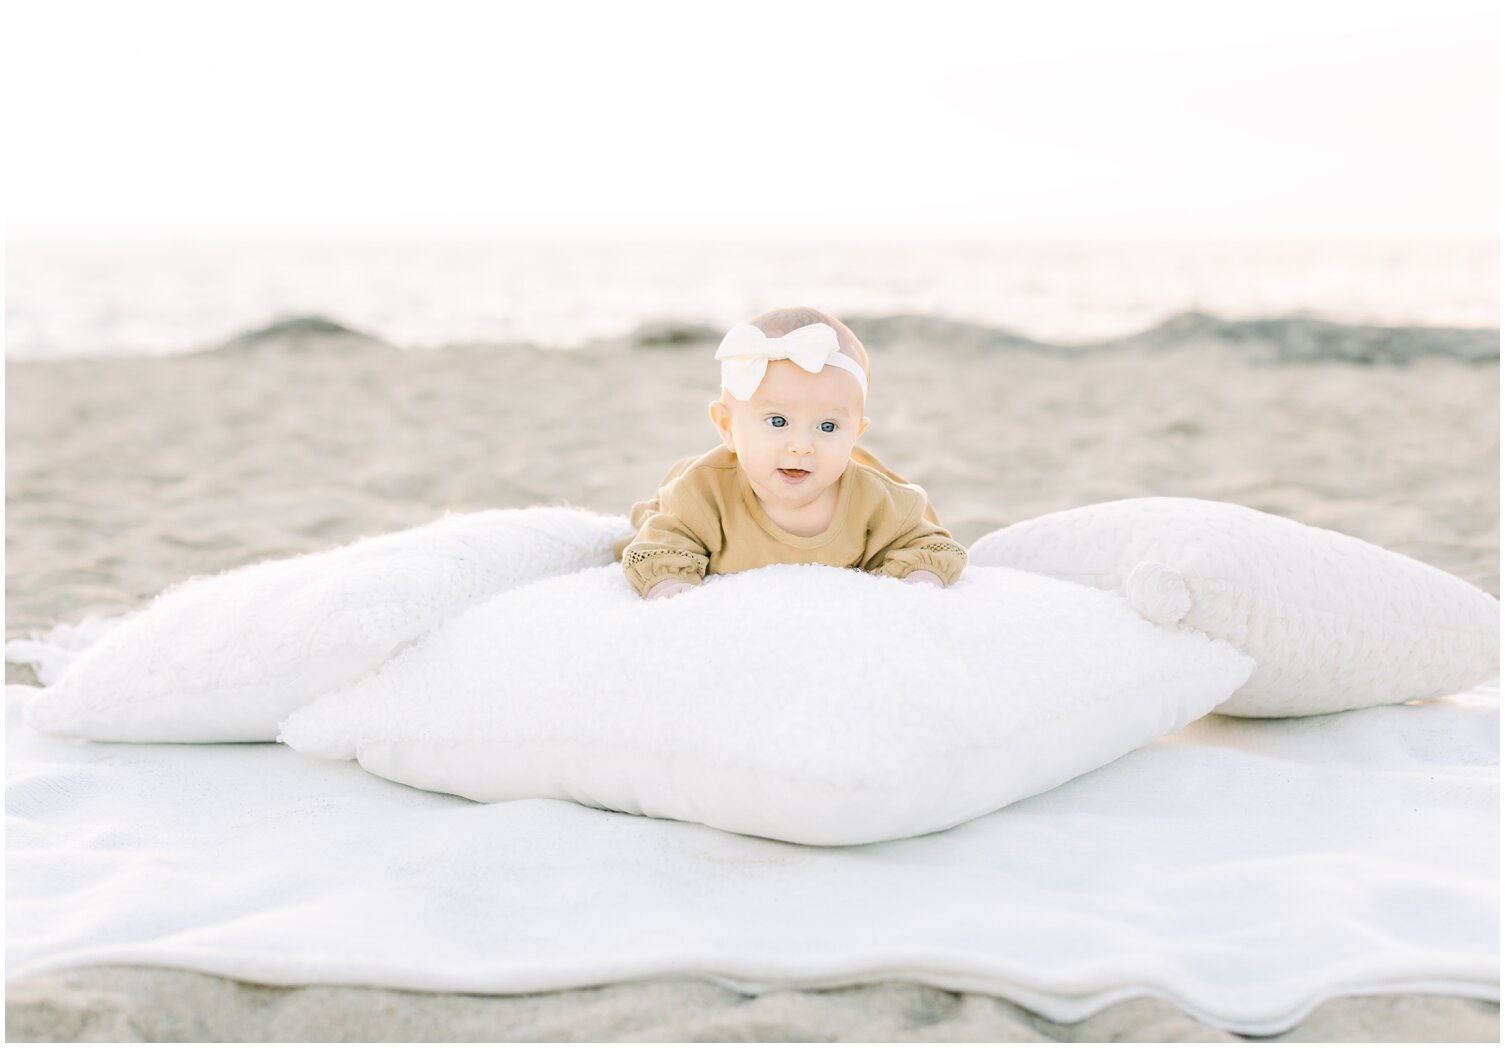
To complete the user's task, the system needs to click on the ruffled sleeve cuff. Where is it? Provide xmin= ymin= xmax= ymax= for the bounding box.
xmin=622 ymin=546 xmax=709 ymax=597
xmin=874 ymin=539 xmax=968 ymax=586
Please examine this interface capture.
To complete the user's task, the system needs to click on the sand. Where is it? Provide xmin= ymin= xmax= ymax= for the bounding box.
xmin=5 ymin=325 xmax=1499 ymax=1041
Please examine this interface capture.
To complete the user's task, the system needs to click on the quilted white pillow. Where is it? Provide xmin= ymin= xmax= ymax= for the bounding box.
xmin=17 ymin=507 xmax=632 ymax=743
xmin=279 ymin=564 xmax=1254 ymax=846
xmin=968 ymin=497 xmax=1500 ymax=717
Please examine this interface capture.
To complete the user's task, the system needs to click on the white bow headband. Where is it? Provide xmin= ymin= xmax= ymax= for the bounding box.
xmin=714 ymin=322 xmax=869 ymax=402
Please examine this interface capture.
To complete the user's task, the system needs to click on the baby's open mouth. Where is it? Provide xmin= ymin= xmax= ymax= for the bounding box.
xmin=778 ymin=468 xmax=810 ymax=477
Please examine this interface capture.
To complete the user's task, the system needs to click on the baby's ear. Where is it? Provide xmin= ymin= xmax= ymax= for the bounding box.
xmin=857 ymin=416 xmax=871 ymax=439
xmin=708 ymin=399 xmax=735 ymax=450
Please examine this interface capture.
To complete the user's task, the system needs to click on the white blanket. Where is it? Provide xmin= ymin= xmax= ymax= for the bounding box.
xmin=5 ymin=681 xmax=1497 ymax=1034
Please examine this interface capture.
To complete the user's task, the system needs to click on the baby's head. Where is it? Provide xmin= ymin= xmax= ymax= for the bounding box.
xmin=707 ymin=306 xmax=871 ymax=513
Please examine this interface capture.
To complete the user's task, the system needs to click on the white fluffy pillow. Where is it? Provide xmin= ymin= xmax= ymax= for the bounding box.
xmin=279 ymin=564 xmax=1253 ymax=846
xmin=968 ymin=497 xmax=1500 ymax=717
xmin=19 ymin=507 xmax=632 ymax=743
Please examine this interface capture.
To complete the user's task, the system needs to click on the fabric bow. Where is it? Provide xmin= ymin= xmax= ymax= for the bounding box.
xmin=713 ymin=322 xmax=866 ymax=401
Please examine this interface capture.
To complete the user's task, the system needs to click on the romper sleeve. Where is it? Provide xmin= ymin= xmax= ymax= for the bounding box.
xmin=615 ymin=459 xmax=720 ymax=597
xmin=863 ymin=490 xmax=969 ymax=586
xmin=850 ymin=444 xmax=942 ymax=525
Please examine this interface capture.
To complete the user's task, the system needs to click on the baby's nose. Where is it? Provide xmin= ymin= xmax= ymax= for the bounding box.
xmin=787 ymin=438 xmax=813 ymax=455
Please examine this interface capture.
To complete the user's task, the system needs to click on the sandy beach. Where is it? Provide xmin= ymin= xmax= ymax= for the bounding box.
xmin=5 ymin=318 xmax=1499 ymax=1041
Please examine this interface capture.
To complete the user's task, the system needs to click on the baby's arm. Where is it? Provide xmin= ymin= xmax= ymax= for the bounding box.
xmin=867 ymin=509 xmax=969 ymax=588
xmin=620 ymin=472 xmax=719 ymax=602
xmin=621 ymin=509 xmax=711 ymax=598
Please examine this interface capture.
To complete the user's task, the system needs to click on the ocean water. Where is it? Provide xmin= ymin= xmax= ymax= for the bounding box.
xmin=4 ymin=238 xmax=1498 ymax=361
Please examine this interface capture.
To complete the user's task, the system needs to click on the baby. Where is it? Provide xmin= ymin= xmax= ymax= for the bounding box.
xmin=615 ymin=305 xmax=968 ymax=599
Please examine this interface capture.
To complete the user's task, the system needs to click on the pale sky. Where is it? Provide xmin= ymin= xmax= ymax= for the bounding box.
xmin=5 ymin=0 xmax=1499 ymax=239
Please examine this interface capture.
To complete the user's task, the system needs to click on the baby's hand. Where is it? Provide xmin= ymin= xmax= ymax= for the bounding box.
xmin=903 ymin=570 xmax=944 ymax=588
xmin=646 ymin=579 xmax=697 ymax=600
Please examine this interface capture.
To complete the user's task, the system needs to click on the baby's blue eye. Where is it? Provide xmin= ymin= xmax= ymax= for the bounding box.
xmin=765 ymin=416 xmax=787 ymax=428
xmin=819 ymin=421 xmax=837 ymax=433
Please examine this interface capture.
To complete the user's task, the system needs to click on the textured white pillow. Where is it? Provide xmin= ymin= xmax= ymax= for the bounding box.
xmin=279 ymin=564 xmax=1253 ymax=846
xmin=19 ymin=507 xmax=632 ymax=743
xmin=968 ymin=497 xmax=1500 ymax=717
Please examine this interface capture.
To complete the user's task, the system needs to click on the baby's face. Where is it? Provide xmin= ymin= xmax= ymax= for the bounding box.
xmin=709 ymin=358 xmax=869 ymax=512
